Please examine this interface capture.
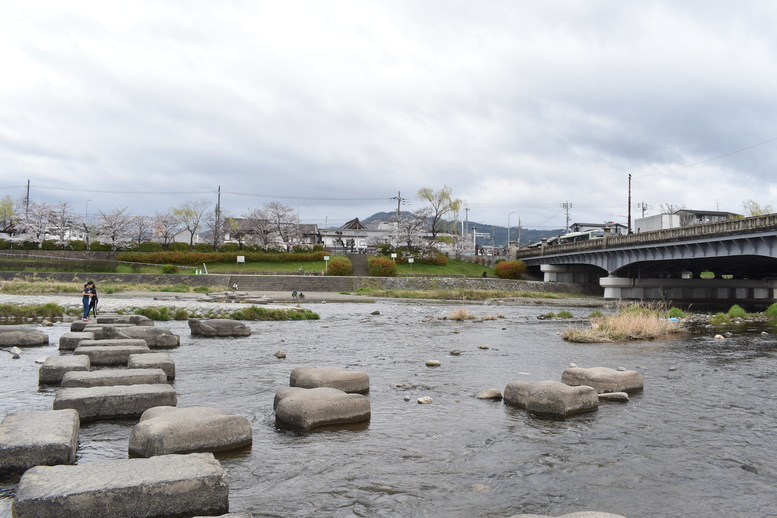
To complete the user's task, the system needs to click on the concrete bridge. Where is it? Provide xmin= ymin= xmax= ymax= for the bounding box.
xmin=514 ymin=214 xmax=777 ymax=306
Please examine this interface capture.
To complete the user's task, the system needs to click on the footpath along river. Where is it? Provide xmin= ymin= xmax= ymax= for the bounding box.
xmin=1 ymin=295 xmax=776 ymax=517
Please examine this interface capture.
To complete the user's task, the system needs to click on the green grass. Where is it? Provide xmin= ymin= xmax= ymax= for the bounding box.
xmin=349 ymin=288 xmax=572 ymax=301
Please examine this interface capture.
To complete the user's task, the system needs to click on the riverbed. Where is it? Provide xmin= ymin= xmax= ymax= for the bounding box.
xmin=1 ymin=300 xmax=776 ymax=518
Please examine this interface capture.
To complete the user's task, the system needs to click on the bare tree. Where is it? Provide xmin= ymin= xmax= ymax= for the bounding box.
xmin=263 ymin=201 xmax=299 ymax=251
xmin=172 ymin=199 xmax=211 ymax=248
xmin=128 ymin=215 xmax=153 ymax=247
xmin=241 ymin=207 xmax=276 ymax=250
xmin=417 ymin=186 xmax=463 ymax=239
xmin=152 ymin=211 xmax=182 ymax=248
xmin=96 ymin=207 xmax=132 ymax=249
xmin=49 ymin=202 xmax=75 ymax=247
xmin=393 ymin=208 xmax=431 ymax=250
xmin=206 ymin=208 xmax=229 ymax=249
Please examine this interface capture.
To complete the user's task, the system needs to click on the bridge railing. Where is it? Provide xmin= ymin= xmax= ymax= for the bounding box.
xmin=516 ymin=213 xmax=777 ymax=258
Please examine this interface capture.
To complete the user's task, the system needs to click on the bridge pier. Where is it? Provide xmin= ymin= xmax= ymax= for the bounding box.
xmin=600 ymin=276 xmax=777 ymax=304
xmin=540 ymin=264 xmax=601 ymax=284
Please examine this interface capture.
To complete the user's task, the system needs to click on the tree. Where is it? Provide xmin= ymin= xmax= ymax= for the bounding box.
xmin=152 ymin=211 xmax=182 ymax=248
xmin=417 ymin=186 xmax=463 ymax=239
xmin=742 ymin=200 xmax=773 ymax=217
xmin=15 ymin=201 xmax=51 ymax=246
xmin=0 ymin=195 xmax=14 ymax=233
xmin=241 ymin=207 xmax=276 ymax=250
xmin=49 ymin=202 xmax=76 ymax=247
xmin=393 ymin=208 xmax=430 ymax=250
xmin=263 ymin=201 xmax=299 ymax=251
xmin=172 ymin=199 xmax=211 ymax=248
xmin=128 ymin=215 xmax=153 ymax=248
xmin=206 ymin=207 xmax=229 ymax=249
xmin=96 ymin=207 xmax=132 ymax=249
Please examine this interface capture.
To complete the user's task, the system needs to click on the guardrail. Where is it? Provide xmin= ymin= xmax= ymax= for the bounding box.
xmin=516 ymin=214 xmax=777 ymax=258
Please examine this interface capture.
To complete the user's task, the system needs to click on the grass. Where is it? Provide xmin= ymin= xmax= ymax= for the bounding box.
xmin=0 ymin=278 xmax=226 ymax=295
xmin=0 ymin=303 xmax=67 ymax=319
xmin=562 ymin=302 xmax=684 ymax=343
xmin=350 ymin=288 xmax=575 ymax=301
xmin=117 ymin=305 xmax=320 ymax=321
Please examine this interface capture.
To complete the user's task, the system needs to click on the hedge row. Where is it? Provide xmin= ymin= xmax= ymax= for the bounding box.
xmin=0 ymin=259 xmax=119 ymax=272
xmin=116 ymin=251 xmax=328 ymax=265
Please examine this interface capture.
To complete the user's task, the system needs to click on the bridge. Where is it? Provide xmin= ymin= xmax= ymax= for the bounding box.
xmin=514 ymin=214 xmax=777 ymax=306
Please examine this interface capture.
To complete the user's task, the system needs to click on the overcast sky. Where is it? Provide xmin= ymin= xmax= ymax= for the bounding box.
xmin=2 ymin=1 xmax=777 ymax=231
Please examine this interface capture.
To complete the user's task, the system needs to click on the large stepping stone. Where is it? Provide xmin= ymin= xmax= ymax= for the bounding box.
xmin=58 ymin=331 xmax=95 ymax=351
xmin=504 ymin=380 xmax=599 ymax=418
xmin=105 ymin=326 xmax=180 ymax=349
xmin=129 ymin=352 xmax=176 ymax=381
xmin=12 ymin=452 xmax=228 ymax=518
xmin=188 ymin=318 xmax=251 ymax=337
xmin=61 ymin=368 xmax=168 ymax=388
xmin=274 ymin=387 xmax=371 ymax=432
xmin=510 ymin=513 xmax=627 ymax=518
xmin=97 ymin=314 xmax=154 ymax=326
xmin=79 ymin=323 xmax=137 ymax=337
xmin=290 ymin=366 xmax=370 ymax=394
xmin=73 ymin=343 xmax=152 ymax=366
xmin=0 ymin=409 xmax=79 ymax=475
xmin=53 ymin=384 xmax=177 ymax=421
xmin=0 ymin=325 xmax=48 ymax=347
xmin=129 ymin=406 xmax=252 ymax=457
xmin=561 ymin=366 xmax=645 ymax=394
xmin=38 ymin=355 xmax=90 ymax=385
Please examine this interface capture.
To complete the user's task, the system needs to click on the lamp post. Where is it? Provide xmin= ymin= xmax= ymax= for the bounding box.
xmin=507 ymin=211 xmax=516 ymax=245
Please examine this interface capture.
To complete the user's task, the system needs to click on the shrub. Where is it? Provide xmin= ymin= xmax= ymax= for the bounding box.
xmin=90 ymin=241 xmax=113 ymax=251
xmin=160 ymin=264 xmax=178 ymax=274
xmin=69 ymin=240 xmax=87 ymax=251
xmin=765 ymin=303 xmax=777 ymax=317
xmin=193 ymin=243 xmax=213 ymax=252
xmin=168 ymin=242 xmax=190 ymax=252
xmin=368 ymin=256 xmax=397 ymax=277
xmin=41 ymin=240 xmax=59 ymax=250
xmin=220 ymin=242 xmax=240 ymax=252
xmin=376 ymin=243 xmax=394 ymax=256
xmin=495 ymin=260 xmax=527 ymax=279
xmin=21 ymin=241 xmax=37 ymax=250
xmin=415 ymin=251 xmax=448 ymax=266
xmin=0 ymin=239 xmax=9 ymax=249
xmin=667 ymin=307 xmax=686 ymax=318
xmin=556 ymin=310 xmax=574 ymax=319
xmin=727 ymin=304 xmax=747 ymax=318
xmin=139 ymin=242 xmax=164 ymax=252
xmin=134 ymin=307 xmax=171 ymax=321
xmin=327 ymin=255 xmax=352 ymax=276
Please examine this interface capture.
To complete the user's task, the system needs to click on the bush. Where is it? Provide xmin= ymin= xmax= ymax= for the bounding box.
xmin=495 ymin=260 xmax=527 ymax=279
xmin=220 ymin=242 xmax=240 ymax=252
xmin=415 ymin=251 xmax=448 ymax=266
xmin=0 ymin=239 xmax=9 ymax=249
xmin=168 ymin=242 xmax=190 ymax=252
xmin=41 ymin=240 xmax=59 ymax=250
xmin=765 ymin=303 xmax=777 ymax=317
xmin=327 ymin=255 xmax=352 ymax=276
xmin=160 ymin=264 xmax=178 ymax=274
xmin=139 ymin=242 xmax=164 ymax=252
xmin=90 ymin=241 xmax=113 ymax=251
xmin=727 ymin=304 xmax=747 ymax=318
xmin=667 ymin=307 xmax=686 ymax=318
xmin=368 ymin=256 xmax=397 ymax=277
xmin=134 ymin=307 xmax=171 ymax=321
xmin=193 ymin=243 xmax=213 ymax=252
xmin=69 ymin=240 xmax=87 ymax=251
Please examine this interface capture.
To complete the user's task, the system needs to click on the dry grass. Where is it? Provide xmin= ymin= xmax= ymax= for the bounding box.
xmin=562 ymin=302 xmax=684 ymax=343
xmin=448 ymin=307 xmax=476 ymax=321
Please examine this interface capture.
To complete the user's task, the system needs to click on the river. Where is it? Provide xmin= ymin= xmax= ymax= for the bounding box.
xmin=1 ymin=300 xmax=776 ymax=518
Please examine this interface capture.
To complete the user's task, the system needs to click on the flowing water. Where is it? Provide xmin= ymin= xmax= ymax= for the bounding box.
xmin=1 ymin=301 xmax=776 ymax=518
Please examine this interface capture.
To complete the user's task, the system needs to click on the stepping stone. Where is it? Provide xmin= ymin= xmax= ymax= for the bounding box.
xmin=511 ymin=513 xmax=627 ymax=518
xmin=129 ymin=406 xmax=252 ymax=457
xmin=58 ymin=331 xmax=95 ymax=351
xmin=274 ymin=387 xmax=371 ymax=432
xmin=13 ymin=452 xmax=228 ymax=518
xmin=290 ymin=366 xmax=370 ymax=394
xmin=73 ymin=344 xmax=152 ymax=366
xmin=0 ymin=409 xmax=79 ymax=475
xmin=80 ymin=323 xmax=137 ymax=338
xmin=561 ymin=366 xmax=644 ymax=394
xmin=61 ymin=368 xmax=168 ymax=388
xmin=53 ymin=384 xmax=177 ymax=421
xmin=504 ymin=380 xmax=599 ymax=418
xmin=188 ymin=318 xmax=252 ymax=337
xmin=38 ymin=355 xmax=90 ymax=385
xmin=97 ymin=314 xmax=154 ymax=326
xmin=129 ymin=352 xmax=175 ymax=381
xmin=109 ymin=326 xmax=180 ymax=349
xmin=0 ymin=325 xmax=48 ymax=347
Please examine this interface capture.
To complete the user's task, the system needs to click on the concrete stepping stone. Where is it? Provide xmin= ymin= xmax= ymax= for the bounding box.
xmin=290 ymin=366 xmax=370 ymax=394
xmin=561 ymin=366 xmax=644 ymax=394
xmin=188 ymin=318 xmax=251 ymax=337
xmin=129 ymin=406 xmax=252 ymax=457
xmin=504 ymin=380 xmax=599 ymax=418
xmin=511 ymin=513 xmax=627 ymax=518
xmin=38 ymin=355 xmax=90 ymax=385
xmin=58 ymin=331 xmax=95 ymax=351
xmin=53 ymin=384 xmax=177 ymax=421
xmin=109 ymin=326 xmax=180 ymax=349
xmin=129 ymin=352 xmax=175 ymax=381
xmin=12 ymin=452 xmax=228 ymax=518
xmin=79 ymin=323 xmax=137 ymax=337
xmin=0 ymin=409 xmax=79 ymax=475
xmin=97 ymin=314 xmax=154 ymax=326
xmin=61 ymin=368 xmax=168 ymax=388
xmin=274 ymin=387 xmax=371 ymax=432
xmin=73 ymin=343 xmax=152 ymax=366
xmin=0 ymin=325 xmax=48 ymax=347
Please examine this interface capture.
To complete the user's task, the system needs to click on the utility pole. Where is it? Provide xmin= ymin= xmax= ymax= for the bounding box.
xmin=214 ymin=185 xmax=222 ymax=248
xmin=390 ymin=191 xmax=407 ymax=219
xmin=627 ymin=174 xmax=632 ymax=234
xmin=560 ymin=201 xmax=572 ymax=232
xmin=637 ymin=201 xmax=649 ymax=218
xmin=25 ymin=179 xmax=30 ymax=215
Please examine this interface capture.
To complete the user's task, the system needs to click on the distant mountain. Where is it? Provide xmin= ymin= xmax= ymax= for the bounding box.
xmin=361 ymin=212 xmax=562 ymax=246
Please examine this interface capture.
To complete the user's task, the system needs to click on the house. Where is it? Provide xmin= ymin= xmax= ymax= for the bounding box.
xmin=635 ymin=210 xmax=741 ymax=232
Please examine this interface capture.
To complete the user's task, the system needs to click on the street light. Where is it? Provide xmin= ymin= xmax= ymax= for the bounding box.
xmin=507 ymin=211 xmax=516 ymax=245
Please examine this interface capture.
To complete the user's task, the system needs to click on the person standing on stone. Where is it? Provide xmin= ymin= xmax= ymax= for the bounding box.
xmin=81 ymin=281 xmax=96 ymax=321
